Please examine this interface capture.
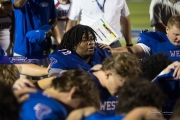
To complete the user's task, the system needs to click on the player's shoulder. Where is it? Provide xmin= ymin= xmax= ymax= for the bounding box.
xmin=50 ymin=49 xmax=73 ymax=57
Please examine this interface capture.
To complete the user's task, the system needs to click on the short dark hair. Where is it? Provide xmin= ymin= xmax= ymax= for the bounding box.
xmin=140 ymin=52 xmax=172 ymax=81
xmin=0 ymin=81 xmax=20 ymax=120
xmin=59 ymin=24 xmax=97 ymax=50
xmin=116 ymin=78 xmax=166 ymax=114
xmin=0 ymin=0 xmax=12 ymax=5
xmin=51 ymin=69 xmax=100 ymax=108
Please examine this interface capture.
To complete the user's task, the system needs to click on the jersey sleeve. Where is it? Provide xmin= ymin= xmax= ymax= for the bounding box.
xmin=137 ymin=32 xmax=156 ymax=49
xmin=121 ymin=0 xmax=130 ymax=17
xmin=49 ymin=52 xmax=67 ymax=71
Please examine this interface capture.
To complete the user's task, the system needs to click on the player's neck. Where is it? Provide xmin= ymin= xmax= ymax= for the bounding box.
xmin=43 ymin=88 xmax=79 ymax=110
xmin=59 ymin=0 xmax=68 ymax=4
xmin=93 ymin=70 xmax=106 ymax=87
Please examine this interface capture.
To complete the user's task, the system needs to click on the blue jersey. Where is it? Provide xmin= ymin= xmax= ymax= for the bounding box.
xmin=88 ymin=70 xmax=118 ymax=116
xmin=20 ymin=90 xmax=67 ymax=120
xmin=83 ymin=112 xmax=125 ymax=120
xmin=0 ymin=46 xmax=4 ymax=56
xmin=152 ymin=71 xmax=180 ymax=119
xmin=137 ymin=32 xmax=180 ymax=61
xmin=12 ymin=0 xmax=57 ymax=56
xmin=49 ymin=46 xmax=110 ymax=75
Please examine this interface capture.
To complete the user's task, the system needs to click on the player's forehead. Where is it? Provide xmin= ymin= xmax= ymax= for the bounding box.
xmin=82 ymin=32 xmax=93 ymax=38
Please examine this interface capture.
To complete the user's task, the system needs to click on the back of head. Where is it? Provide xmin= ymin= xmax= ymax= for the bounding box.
xmin=171 ymin=98 xmax=180 ymax=120
xmin=167 ymin=15 xmax=180 ymax=29
xmin=101 ymin=52 xmax=142 ymax=79
xmin=116 ymin=78 xmax=165 ymax=114
xmin=59 ymin=24 xmax=97 ymax=50
xmin=51 ymin=69 xmax=100 ymax=108
xmin=140 ymin=52 xmax=172 ymax=81
xmin=0 ymin=81 xmax=20 ymax=120
xmin=0 ymin=64 xmax=19 ymax=86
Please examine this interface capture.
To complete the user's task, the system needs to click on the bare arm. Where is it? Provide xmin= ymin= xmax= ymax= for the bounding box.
xmin=113 ymin=45 xmax=145 ymax=59
xmin=65 ymin=18 xmax=76 ymax=32
xmin=154 ymin=23 xmax=166 ymax=34
xmin=120 ymin=16 xmax=132 ymax=45
xmin=14 ymin=0 xmax=27 ymax=8
xmin=52 ymin=25 xmax=62 ymax=44
xmin=36 ymin=76 xmax=55 ymax=89
xmin=15 ymin=64 xmax=48 ymax=77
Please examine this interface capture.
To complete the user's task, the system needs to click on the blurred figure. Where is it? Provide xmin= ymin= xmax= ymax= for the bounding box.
xmin=149 ymin=0 xmax=180 ymax=33
xmin=52 ymin=0 xmax=71 ymax=45
xmin=140 ymin=52 xmax=172 ymax=81
xmin=12 ymin=0 xmax=57 ymax=56
xmin=89 ymin=52 xmax=141 ymax=115
xmin=112 ymin=15 xmax=180 ymax=62
xmin=66 ymin=78 xmax=166 ymax=120
xmin=0 ymin=0 xmax=14 ymax=56
xmin=19 ymin=69 xmax=100 ymax=120
xmin=0 ymin=81 xmax=20 ymax=120
xmin=49 ymin=25 xmax=110 ymax=77
xmin=66 ymin=0 xmax=132 ymax=48
xmin=152 ymin=61 xmax=180 ymax=119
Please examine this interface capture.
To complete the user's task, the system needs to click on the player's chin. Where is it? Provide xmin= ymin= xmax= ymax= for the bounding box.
xmin=174 ymin=43 xmax=180 ymax=46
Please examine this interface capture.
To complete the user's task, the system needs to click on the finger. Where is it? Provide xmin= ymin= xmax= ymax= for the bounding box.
xmin=173 ymin=66 xmax=180 ymax=79
xmin=14 ymin=88 xmax=37 ymax=97
xmin=17 ymin=94 xmax=30 ymax=103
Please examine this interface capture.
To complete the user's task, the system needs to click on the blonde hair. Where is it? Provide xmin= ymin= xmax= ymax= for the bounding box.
xmin=101 ymin=52 xmax=142 ymax=79
xmin=167 ymin=15 xmax=180 ymax=29
xmin=0 ymin=64 xmax=19 ymax=86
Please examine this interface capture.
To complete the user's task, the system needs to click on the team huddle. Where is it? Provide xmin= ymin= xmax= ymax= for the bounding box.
xmin=0 ymin=0 xmax=180 ymax=120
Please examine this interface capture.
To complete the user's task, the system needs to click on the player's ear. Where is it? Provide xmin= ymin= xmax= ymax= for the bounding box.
xmin=166 ymin=26 xmax=169 ymax=34
xmin=68 ymin=86 xmax=77 ymax=99
xmin=104 ymin=70 xmax=112 ymax=80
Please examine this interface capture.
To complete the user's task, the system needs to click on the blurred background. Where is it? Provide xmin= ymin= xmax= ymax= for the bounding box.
xmin=121 ymin=0 xmax=152 ymax=46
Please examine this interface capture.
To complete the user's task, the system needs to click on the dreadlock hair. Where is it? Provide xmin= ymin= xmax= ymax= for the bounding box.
xmin=59 ymin=24 xmax=97 ymax=50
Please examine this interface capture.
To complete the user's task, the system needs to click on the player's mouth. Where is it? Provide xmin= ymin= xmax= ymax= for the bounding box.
xmin=88 ymin=46 xmax=95 ymax=50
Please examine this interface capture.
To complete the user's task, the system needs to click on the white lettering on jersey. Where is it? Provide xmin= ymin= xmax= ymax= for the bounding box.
xmin=100 ymin=101 xmax=117 ymax=110
xmin=170 ymin=50 xmax=180 ymax=57
xmin=50 ymin=57 xmax=58 ymax=67
xmin=34 ymin=103 xmax=52 ymax=120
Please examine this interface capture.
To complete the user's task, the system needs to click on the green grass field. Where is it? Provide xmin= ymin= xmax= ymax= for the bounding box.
xmin=120 ymin=1 xmax=151 ymax=46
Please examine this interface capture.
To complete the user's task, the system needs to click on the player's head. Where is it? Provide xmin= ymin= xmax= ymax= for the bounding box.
xmin=0 ymin=0 xmax=13 ymax=14
xmin=0 ymin=64 xmax=19 ymax=86
xmin=171 ymin=98 xmax=180 ymax=120
xmin=100 ymin=52 xmax=142 ymax=96
xmin=140 ymin=52 xmax=172 ymax=81
xmin=166 ymin=15 xmax=180 ymax=46
xmin=59 ymin=25 xmax=97 ymax=57
xmin=50 ymin=69 xmax=100 ymax=109
xmin=116 ymin=78 xmax=165 ymax=114
xmin=0 ymin=81 xmax=20 ymax=120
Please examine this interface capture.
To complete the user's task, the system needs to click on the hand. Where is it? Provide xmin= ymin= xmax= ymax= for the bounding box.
xmin=97 ymin=43 xmax=113 ymax=54
xmin=13 ymin=78 xmax=35 ymax=90
xmin=162 ymin=61 xmax=180 ymax=79
xmin=13 ymin=88 xmax=37 ymax=103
